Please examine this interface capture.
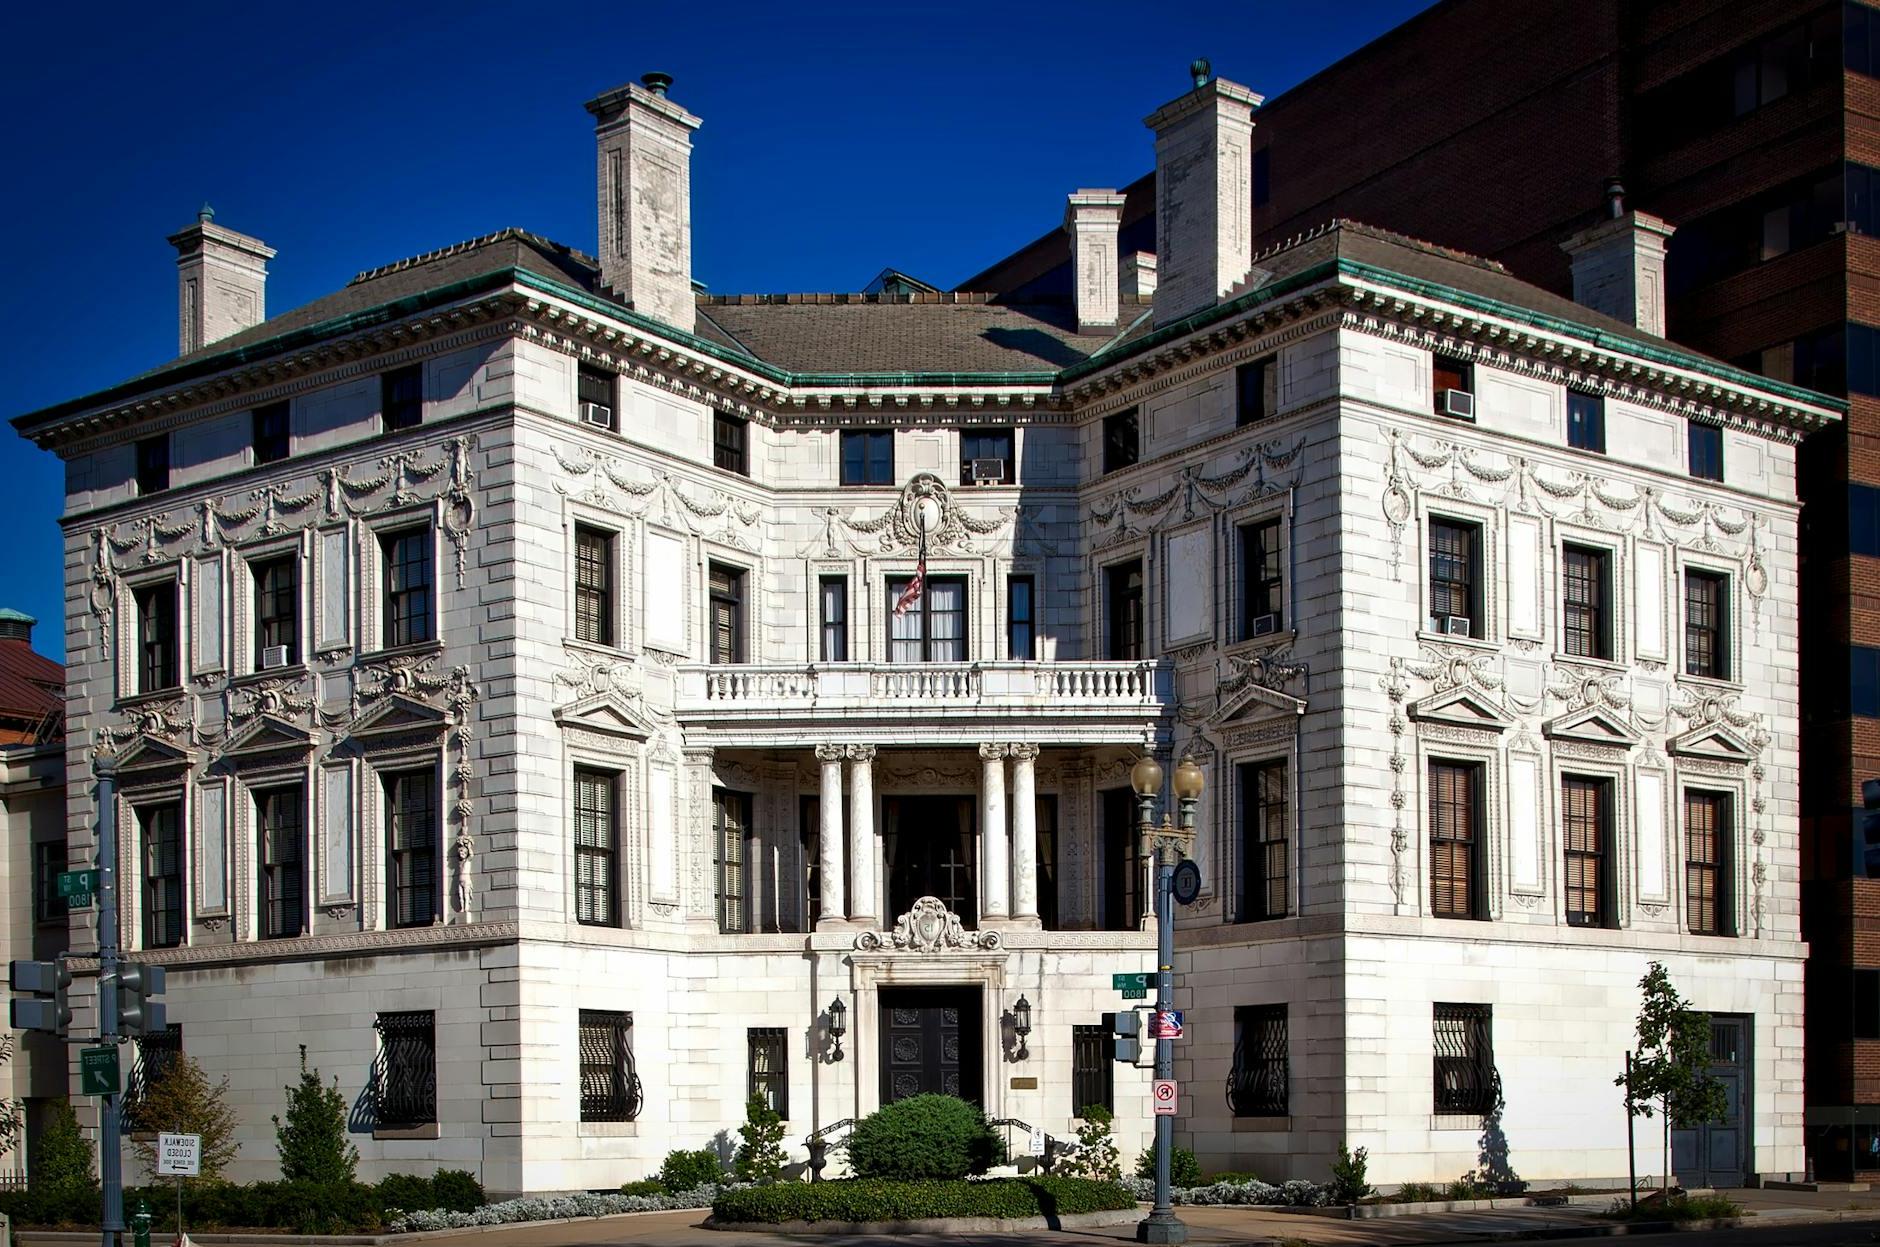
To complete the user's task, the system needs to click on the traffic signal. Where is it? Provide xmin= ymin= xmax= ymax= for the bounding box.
xmin=1112 ymin=1008 xmax=1141 ymax=1064
xmin=9 ymin=959 xmax=72 ymax=1036
xmin=115 ymin=962 xmax=166 ymax=1037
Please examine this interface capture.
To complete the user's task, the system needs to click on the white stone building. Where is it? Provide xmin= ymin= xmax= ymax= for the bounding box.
xmin=10 ymin=70 xmax=1839 ymax=1193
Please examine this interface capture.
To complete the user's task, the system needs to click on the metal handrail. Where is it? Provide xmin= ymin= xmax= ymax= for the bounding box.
xmin=803 ymin=1118 xmax=855 ymax=1183
xmin=985 ymin=1117 xmax=1073 ymax=1175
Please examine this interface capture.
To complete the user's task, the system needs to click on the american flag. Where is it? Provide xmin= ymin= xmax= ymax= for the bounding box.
xmin=894 ymin=536 xmax=927 ymax=617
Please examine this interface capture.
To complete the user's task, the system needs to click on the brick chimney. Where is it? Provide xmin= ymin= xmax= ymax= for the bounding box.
xmin=1144 ymin=62 xmax=1263 ymax=327
xmin=167 ymin=205 xmax=275 ymax=355
xmin=1560 ymin=180 xmax=1676 ymax=337
xmin=1064 ymin=190 xmax=1127 ymax=332
xmin=1120 ymin=252 xmax=1158 ymax=303
xmin=586 ymin=72 xmax=702 ymax=335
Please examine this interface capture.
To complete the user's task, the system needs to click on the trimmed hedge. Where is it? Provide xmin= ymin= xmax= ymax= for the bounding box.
xmin=846 ymin=1095 xmax=1004 ymax=1181
xmin=0 ymin=1170 xmax=486 ymax=1234
xmin=711 ymin=1177 xmax=1135 ymax=1224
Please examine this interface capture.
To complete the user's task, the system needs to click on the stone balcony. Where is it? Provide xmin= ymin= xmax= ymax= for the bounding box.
xmin=671 ymin=660 xmax=1171 ymax=747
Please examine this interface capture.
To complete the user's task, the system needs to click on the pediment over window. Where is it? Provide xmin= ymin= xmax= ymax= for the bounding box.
xmin=1407 ymin=686 xmax=1514 ymax=733
xmin=1542 ymin=706 xmax=1640 ymax=750
xmin=221 ymin=714 xmax=315 ymax=763
xmin=348 ymin=693 xmax=450 ymax=742
xmin=554 ymin=691 xmax=658 ymax=741
xmin=110 ymin=735 xmax=194 ymax=777
xmin=1668 ymin=723 xmax=1756 ymax=764
xmin=1208 ymin=681 xmax=1307 ymax=729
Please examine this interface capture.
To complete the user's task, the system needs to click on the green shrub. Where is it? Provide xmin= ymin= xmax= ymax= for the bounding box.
xmin=430 ymin=1169 xmax=486 ymax=1212
xmin=274 ymin=1046 xmax=358 ymax=1185
xmin=1446 ymin=1174 xmax=1495 ymax=1201
xmin=1060 ymin=1105 xmax=1120 ymax=1182
xmin=620 ymin=1178 xmax=666 ymax=1196
xmin=658 ymin=1147 xmax=724 ymax=1192
xmin=734 ymin=1093 xmax=787 ymax=1184
xmin=32 ymin=1099 xmax=95 ymax=1194
xmin=1393 ymin=1181 xmax=1443 ymax=1204
xmin=375 ymin=1172 xmax=435 ymax=1213
xmin=1327 ymin=1143 xmax=1371 ymax=1204
xmin=1605 ymin=1193 xmax=1742 ymax=1222
xmin=711 ymin=1176 xmax=1134 ymax=1224
xmin=1208 ymin=1170 xmax=1261 ymax=1185
xmin=1134 ymin=1146 xmax=1201 ymax=1188
xmin=846 ymin=1094 xmax=1005 ymax=1181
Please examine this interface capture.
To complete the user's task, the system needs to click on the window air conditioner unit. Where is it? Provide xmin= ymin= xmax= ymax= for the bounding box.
xmin=970 ymin=457 xmax=1007 ymax=484
xmin=1443 ymin=615 xmax=1473 ymax=637
xmin=1437 ymin=389 xmax=1476 ymax=420
xmin=1251 ymin=613 xmax=1280 ymax=638
xmin=581 ymin=401 xmax=615 ymax=430
xmin=260 ymin=645 xmax=292 ymax=670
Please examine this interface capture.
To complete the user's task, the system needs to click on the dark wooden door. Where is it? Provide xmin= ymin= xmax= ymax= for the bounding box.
xmin=880 ymin=988 xmax=981 ymax=1105
xmin=883 ymin=797 xmax=976 ymax=925
xmin=1672 ymin=1015 xmax=1750 ymax=1188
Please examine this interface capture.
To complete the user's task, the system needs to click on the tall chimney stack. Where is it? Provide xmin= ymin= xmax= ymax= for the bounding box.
xmin=1064 ymin=190 xmax=1127 ymax=332
xmin=1560 ymin=179 xmax=1676 ymax=337
xmin=1144 ymin=60 xmax=1263 ymax=327
xmin=167 ymin=205 xmax=275 ymax=356
xmin=586 ymin=72 xmax=702 ymax=335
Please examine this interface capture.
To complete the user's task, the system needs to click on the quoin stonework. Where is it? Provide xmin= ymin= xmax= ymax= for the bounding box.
xmin=10 ymin=66 xmax=1841 ymax=1193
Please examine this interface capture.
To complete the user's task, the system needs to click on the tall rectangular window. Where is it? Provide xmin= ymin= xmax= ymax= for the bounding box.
xmin=1433 ymin=356 xmax=1474 ymax=409
xmin=253 ymin=401 xmax=291 ymax=464
xmin=819 ymin=577 xmax=849 ymax=662
xmin=1858 ymin=970 xmax=1880 ymax=1039
xmin=374 ymin=1011 xmax=437 ymax=1129
xmin=1684 ymin=570 xmax=1730 ymax=679
xmin=134 ymin=582 xmax=179 ymax=693
xmin=1686 ymin=790 xmax=1734 ymax=936
xmin=1105 ymin=560 xmax=1144 ymax=660
xmin=1102 ymin=408 xmax=1140 ymax=473
xmin=1853 ymin=483 xmax=1880 ymax=558
xmin=1429 ymin=761 xmax=1484 ymax=920
xmin=799 ymin=796 xmax=822 ymax=928
xmin=574 ymin=769 xmax=618 ymax=927
xmin=1688 ymin=422 xmax=1725 ymax=481
xmin=1228 ymin=1004 xmax=1288 ymax=1117
xmin=1561 ymin=775 xmax=1613 ymax=928
xmin=33 ymin=841 xmax=62 ymax=925
xmin=1239 ymin=759 xmax=1288 ymax=921
xmin=748 ymin=1027 xmax=789 ymax=1119
xmin=380 ymin=528 xmax=434 ymax=649
xmin=715 ymin=788 xmax=751 ymax=934
xmin=384 ymin=769 xmax=438 ymax=929
xmin=960 ymin=428 xmax=1014 ymax=485
xmin=253 ymin=555 xmax=300 ymax=667
xmin=1007 ymin=575 xmax=1035 ymax=660
xmin=1071 ymin=1022 xmax=1115 ymax=1115
xmin=887 ymin=576 xmax=966 ymax=662
xmin=1036 ymin=794 xmax=1059 ymax=930
xmin=714 ymin=413 xmax=748 ymax=475
xmin=1428 ymin=519 xmax=1480 ymax=637
xmin=257 ymin=785 xmax=304 ymax=939
xmin=840 ymin=429 xmax=894 ymax=486
xmin=136 ymin=435 xmax=171 ymax=496
xmin=579 ymin=1010 xmax=640 ymax=1122
xmin=574 ymin=526 xmax=614 ymax=646
xmin=709 ymin=564 xmax=746 ymax=664
xmin=1562 ymin=544 xmax=1611 ymax=660
xmin=1856 ymin=646 xmax=1880 ymax=718
xmin=1237 ymin=357 xmax=1275 ymax=426
xmin=1567 ymin=391 xmax=1605 ymax=453
xmin=141 ymin=803 xmax=184 ymax=949
xmin=577 ymin=363 xmax=616 ymax=431
xmin=1433 ymin=1003 xmax=1494 ymax=1116
xmin=381 ymin=365 xmax=423 ymax=433
xmin=1101 ymin=788 xmax=1140 ymax=930
xmin=1239 ymin=518 xmax=1283 ymax=637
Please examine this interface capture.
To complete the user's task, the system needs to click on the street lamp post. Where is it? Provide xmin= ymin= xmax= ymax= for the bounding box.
xmin=1131 ymin=754 xmax=1204 ymax=1245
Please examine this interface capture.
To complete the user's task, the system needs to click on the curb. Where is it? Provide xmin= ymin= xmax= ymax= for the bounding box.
xmin=1421 ymin=1217 xmax=1747 ymax=1243
xmin=708 ymin=1208 xmax=1139 ymax=1234
xmin=13 ymin=1206 xmax=711 ymax=1246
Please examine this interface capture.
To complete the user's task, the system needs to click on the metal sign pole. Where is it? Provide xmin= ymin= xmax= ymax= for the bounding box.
xmin=95 ymin=757 xmax=123 ymax=1247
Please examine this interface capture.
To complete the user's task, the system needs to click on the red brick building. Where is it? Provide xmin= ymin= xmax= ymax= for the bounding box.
xmin=964 ymin=0 xmax=1876 ymax=1178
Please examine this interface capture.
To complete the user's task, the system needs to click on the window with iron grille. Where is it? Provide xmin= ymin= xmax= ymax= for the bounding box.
xmin=579 ymin=1010 xmax=641 ymax=1122
xmin=1238 ymin=760 xmax=1288 ymax=921
xmin=574 ymin=768 xmax=618 ymax=926
xmin=380 ymin=528 xmax=434 ymax=648
xmin=1561 ymin=775 xmax=1613 ymax=928
xmin=574 ymin=526 xmax=614 ymax=646
xmin=1428 ymin=519 xmax=1480 ymax=637
xmin=257 ymin=785 xmax=304 ymax=939
xmin=253 ymin=555 xmax=299 ymax=666
xmin=820 ymin=577 xmax=848 ymax=662
xmin=1007 ymin=575 xmax=1035 ymax=661
xmin=384 ymin=769 xmax=438 ymax=929
xmin=840 ymin=429 xmax=894 ymax=486
xmin=1228 ymin=1004 xmax=1288 ymax=1117
xmin=1686 ymin=790 xmax=1734 ymax=936
xmin=577 ymin=364 xmax=616 ymax=431
xmin=381 ymin=365 xmax=423 ymax=433
xmin=1432 ymin=1003 xmax=1495 ymax=1116
xmin=1105 ymin=560 xmax=1144 ymax=660
xmin=1071 ymin=1022 xmax=1114 ymax=1115
xmin=1684 ymin=571 xmax=1730 ymax=680
xmin=1236 ymin=357 xmax=1275 ymax=427
xmin=714 ymin=413 xmax=748 ymax=475
xmin=1562 ymin=545 xmax=1611 ymax=660
xmin=373 ymin=1011 xmax=437 ymax=1129
xmin=123 ymin=1024 xmax=182 ymax=1133
xmin=253 ymin=401 xmax=291 ymax=464
xmin=716 ymin=788 xmax=751 ymax=933
xmin=1239 ymin=519 xmax=1283 ymax=637
xmin=1567 ymin=391 xmax=1605 ymax=453
xmin=135 ymin=582 xmax=179 ymax=693
xmin=1429 ymin=761 xmax=1485 ymax=920
xmin=33 ymin=841 xmax=62 ymax=925
xmin=709 ymin=564 xmax=746 ymax=664
xmin=748 ymin=1027 xmax=788 ymax=1118
xmin=136 ymin=434 xmax=171 ymax=495
xmin=1102 ymin=409 xmax=1139 ymax=473
xmin=142 ymin=803 xmax=184 ymax=949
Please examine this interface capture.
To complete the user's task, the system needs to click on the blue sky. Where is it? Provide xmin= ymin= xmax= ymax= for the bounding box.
xmin=0 ymin=0 xmax=1435 ymax=660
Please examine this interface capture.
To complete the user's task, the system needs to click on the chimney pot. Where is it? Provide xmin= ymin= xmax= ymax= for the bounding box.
xmin=166 ymin=211 xmax=275 ymax=356
xmin=1144 ymin=73 xmax=1264 ymax=327
xmin=1604 ymin=177 xmax=1626 ymax=220
xmin=642 ymin=72 xmax=673 ymax=97
xmin=585 ymin=76 xmax=703 ymax=334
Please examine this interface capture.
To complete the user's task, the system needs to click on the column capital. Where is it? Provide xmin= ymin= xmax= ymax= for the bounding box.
xmin=846 ymin=744 xmax=877 ymax=762
xmin=815 ymin=744 xmax=847 ymax=763
xmin=681 ymin=747 xmax=714 ymax=766
xmin=978 ymin=742 xmax=1011 ymax=761
xmin=1008 ymin=743 xmax=1040 ymax=762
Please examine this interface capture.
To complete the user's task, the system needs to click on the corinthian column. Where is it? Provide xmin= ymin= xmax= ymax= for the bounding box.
xmin=848 ymin=745 xmax=878 ymax=926
xmin=980 ymin=743 xmax=1011 ymax=921
xmin=1010 ymin=744 xmax=1040 ymax=926
xmin=815 ymin=745 xmax=846 ymax=929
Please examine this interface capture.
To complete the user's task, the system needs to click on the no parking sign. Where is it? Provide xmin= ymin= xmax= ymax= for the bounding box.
xmin=1152 ymin=1079 xmax=1178 ymax=1115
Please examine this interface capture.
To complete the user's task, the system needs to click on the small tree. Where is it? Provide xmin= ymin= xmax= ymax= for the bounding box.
xmin=130 ymin=1053 xmax=239 ymax=1180
xmin=1615 ymin=962 xmax=1727 ymax=1199
xmin=733 ymin=1093 xmax=786 ymax=1184
xmin=273 ymin=1045 xmax=358 ymax=1184
xmin=32 ymin=1099 xmax=95 ymax=1193
xmin=1060 ymin=1104 xmax=1121 ymax=1182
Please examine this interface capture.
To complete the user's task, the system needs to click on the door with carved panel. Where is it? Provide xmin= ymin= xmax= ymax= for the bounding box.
xmin=879 ymin=988 xmax=982 ymax=1106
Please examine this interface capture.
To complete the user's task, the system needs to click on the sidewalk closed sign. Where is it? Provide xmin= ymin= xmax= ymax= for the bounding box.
xmin=157 ymin=1132 xmax=201 ymax=1177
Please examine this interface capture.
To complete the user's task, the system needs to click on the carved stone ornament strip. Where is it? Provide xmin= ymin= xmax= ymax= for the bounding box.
xmin=855 ymin=896 xmax=1004 ymax=954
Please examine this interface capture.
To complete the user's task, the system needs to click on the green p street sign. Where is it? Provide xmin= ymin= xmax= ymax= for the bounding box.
xmin=56 ymin=870 xmax=98 ymax=899
xmin=79 ymin=1046 xmax=119 ymax=1096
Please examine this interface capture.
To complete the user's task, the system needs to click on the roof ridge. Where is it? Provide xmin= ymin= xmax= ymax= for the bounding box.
xmin=349 ymin=228 xmax=597 ymax=286
xmin=1326 ymin=218 xmax=1510 ymax=274
xmin=697 ymin=291 xmax=999 ymax=306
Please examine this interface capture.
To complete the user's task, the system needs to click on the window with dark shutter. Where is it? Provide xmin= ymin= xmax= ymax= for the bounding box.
xmin=1686 ymin=790 xmax=1734 ymax=936
xmin=380 ymin=528 xmax=434 ymax=648
xmin=709 ymin=564 xmax=746 ymax=664
xmin=253 ymin=402 xmax=291 ymax=464
xmin=1567 ymin=392 xmax=1605 ymax=453
xmin=574 ymin=526 xmax=614 ymax=646
xmin=1562 ymin=545 xmax=1611 ymax=660
xmin=574 ymin=769 xmax=618 ymax=926
xmin=1072 ymin=1022 xmax=1114 ymax=1115
xmin=1236 ymin=357 xmax=1275 ymax=426
xmin=748 ymin=1027 xmax=788 ymax=1118
xmin=1688 ymin=422 xmax=1724 ymax=482
xmin=1561 ymin=776 xmax=1612 ymax=928
xmin=384 ymin=769 xmax=438 ymax=929
xmin=1429 ymin=761 xmax=1484 ymax=920
xmin=374 ymin=1011 xmax=437 ymax=1128
xmin=136 ymin=435 xmax=171 ymax=495
xmin=1433 ymin=1003 xmax=1495 ymax=1116
xmin=257 ymin=785 xmax=304 ymax=939
xmin=579 ymin=1010 xmax=641 ymax=1122
xmin=141 ymin=803 xmax=184 ymax=949
xmin=1684 ymin=571 xmax=1730 ymax=679
xmin=715 ymin=789 xmax=751 ymax=933
xmin=1228 ymin=1004 xmax=1288 ymax=1117
xmin=1238 ymin=760 xmax=1288 ymax=921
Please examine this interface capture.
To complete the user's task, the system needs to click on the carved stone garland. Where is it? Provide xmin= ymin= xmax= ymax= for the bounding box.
xmin=855 ymin=896 xmax=1003 ymax=953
